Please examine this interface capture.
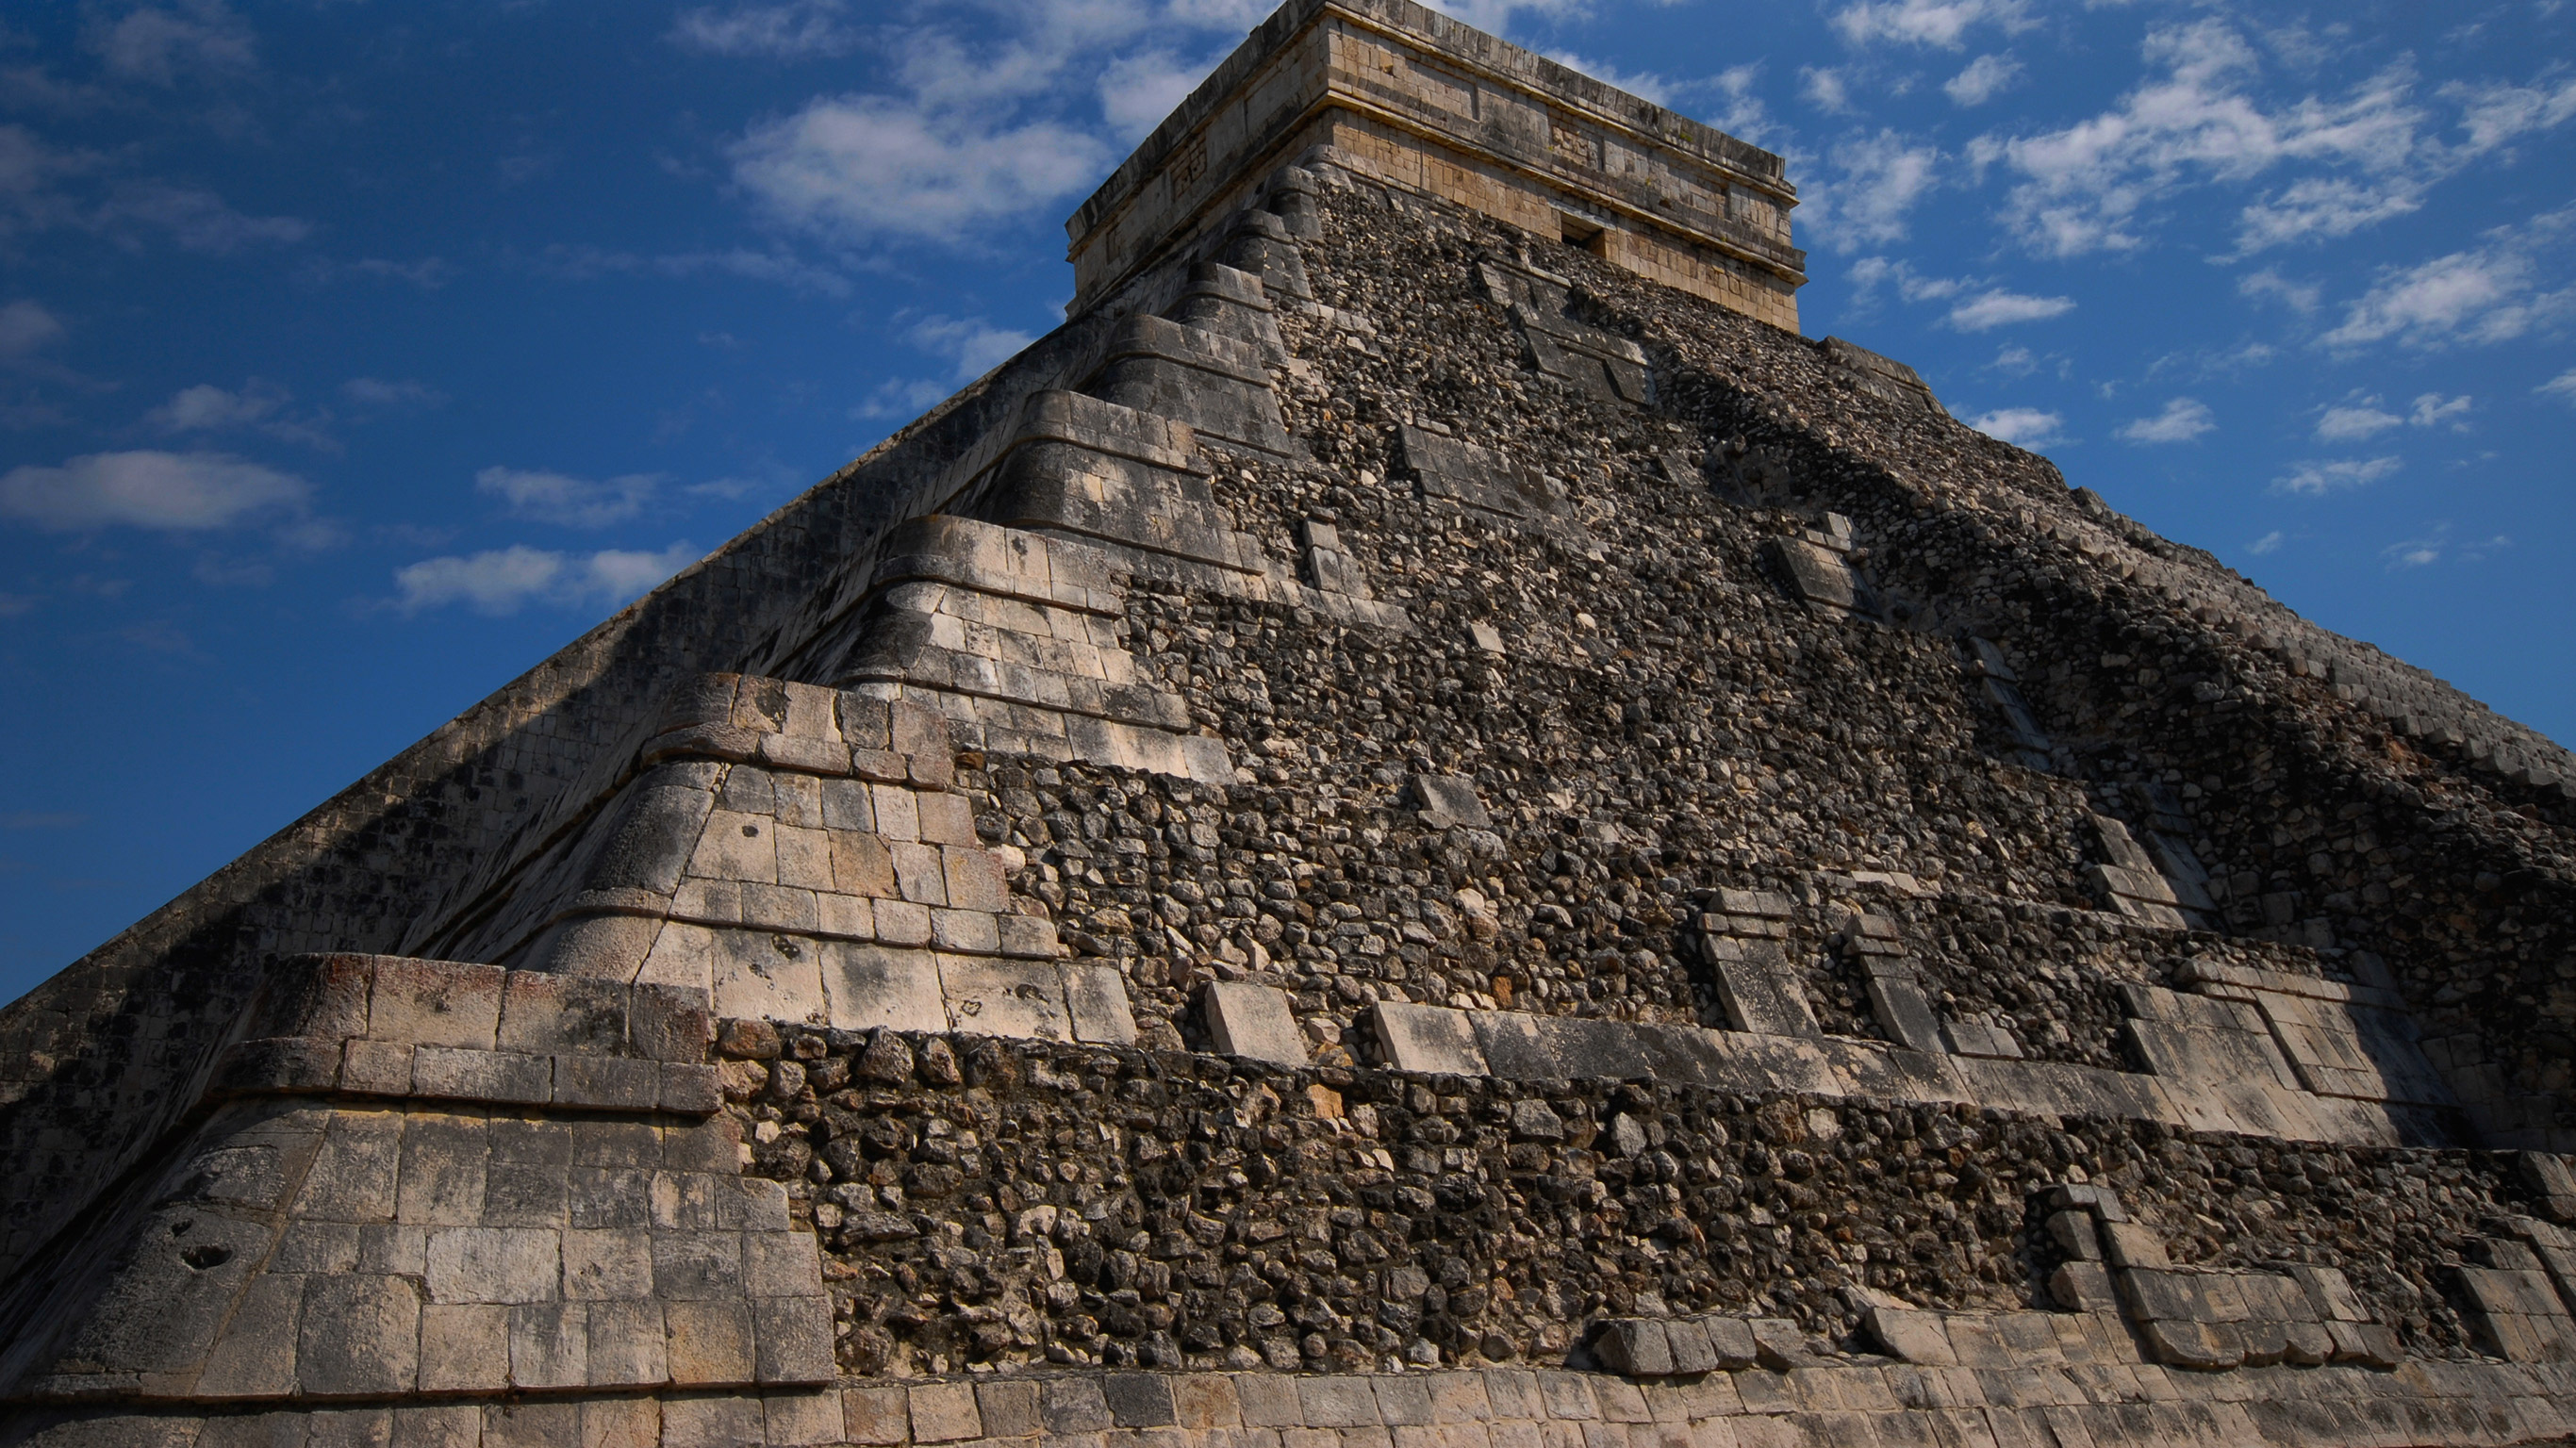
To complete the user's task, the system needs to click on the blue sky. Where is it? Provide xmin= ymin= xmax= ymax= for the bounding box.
xmin=1 ymin=0 xmax=2570 ymax=997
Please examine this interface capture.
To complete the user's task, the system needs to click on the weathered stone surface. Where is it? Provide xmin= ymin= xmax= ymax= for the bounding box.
xmin=17 ymin=3 xmax=2576 ymax=1441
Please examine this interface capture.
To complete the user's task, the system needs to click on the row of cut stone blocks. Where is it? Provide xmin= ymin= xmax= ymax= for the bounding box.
xmin=19 ymin=1356 xmax=2576 ymax=1447
xmin=217 ymin=955 xmax=718 ymax=1114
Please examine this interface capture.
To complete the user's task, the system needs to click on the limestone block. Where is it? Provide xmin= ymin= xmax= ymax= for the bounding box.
xmin=417 ymin=1303 xmax=509 ymax=1392
xmin=874 ymin=900 xmax=933 ymax=947
xmin=1408 ymin=774 xmax=1493 ymax=829
xmin=2099 ymin=1222 xmax=2171 ymax=1271
xmin=425 ymin=1226 xmax=559 ymax=1306
xmin=1940 ymin=1018 xmax=2023 ymax=1060
xmin=1470 ymin=621 xmax=1506 ymax=654
xmin=941 ymin=960 xmax=1072 ymax=1041
xmin=942 ymin=847 xmax=1010 ymax=913
xmin=1102 ymin=1372 xmax=1179 ymax=1426
xmin=844 ymin=1386 xmax=913 ymax=1444
xmin=1062 ymin=963 xmax=1139 ymax=1045
xmin=664 ymin=1299 xmax=756 ymax=1385
xmin=833 ymin=834 xmax=900 ymax=898
xmin=752 ymin=1295 xmax=834 ymax=1384
xmin=1039 ymin=1375 xmax=1115 ymax=1434
xmin=2046 ymin=1209 xmax=2103 ymax=1261
xmin=2051 ymin=1261 xmax=2120 ymax=1315
xmin=250 ymin=953 xmax=377 ymax=1041
xmin=369 ymin=960 xmax=504 ymax=1051
xmin=1370 ymin=1002 xmax=1492 ymax=1077
xmin=411 ymin=1046 xmax=552 ymax=1106
xmin=2139 ymin=1319 xmax=2242 ymax=1372
xmin=907 ymin=1382 xmax=983 ymax=1442
xmin=506 ymin=1301 xmax=588 ymax=1390
xmin=996 ymin=913 xmax=1061 ymax=960
xmin=709 ymin=930 xmax=827 ymax=1026
xmin=2283 ymin=1264 xmax=2370 ymax=1323
xmin=1860 ymin=1307 xmax=1957 ymax=1367
xmin=930 ymin=908 xmax=1000 ymax=955
xmin=1202 ymin=982 xmax=1310 ymax=1066
xmin=1864 ymin=972 xmax=1946 ymax=1055
xmin=495 ymin=973 xmax=629 ymax=1057
xmin=1592 ymin=1318 xmax=1674 ymax=1376
xmin=1711 ymin=958 xmax=1820 ymax=1038
xmin=295 ymin=1273 xmax=422 ymax=1395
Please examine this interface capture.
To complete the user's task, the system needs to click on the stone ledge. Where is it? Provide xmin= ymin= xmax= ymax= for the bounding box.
xmin=21 ymin=1355 xmax=2576 ymax=1447
xmin=1363 ymin=999 xmax=2461 ymax=1149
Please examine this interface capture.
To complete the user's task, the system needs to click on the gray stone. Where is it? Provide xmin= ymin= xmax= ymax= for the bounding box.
xmin=1591 ymin=1318 xmax=1674 ymax=1376
xmin=1370 ymin=1002 xmax=1490 ymax=1076
xmin=1102 ymin=1373 xmax=1178 ymax=1426
xmin=1201 ymin=981 xmax=1309 ymax=1066
xmin=1409 ymin=774 xmax=1493 ymax=830
xmin=1712 ymin=956 xmax=1820 ymax=1038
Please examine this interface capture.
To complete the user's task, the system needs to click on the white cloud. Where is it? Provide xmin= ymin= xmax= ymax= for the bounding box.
xmin=1805 ymin=129 xmax=1943 ymax=250
xmin=1966 ymin=406 xmax=2064 ymax=447
xmin=1831 ymin=0 xmax=2029 ymax=50
xmin=148 ymin=380 xmax=285 ymax=433
xmin=0 ymin=450 xmax=307 ymax=530
xmin=1988 ymin=344 xmax=2037 ymax=375
xmin=0 ymin=299 xmax=63 ymax=358
xmin=394 ymin=542 xmax=701 ymax=616
xmin=2315 ymin=402 xmax=2402 ymax=441
xmin=2272 ymin=455 xmax=2400 ymax=495
xmin=2380 ymin=522 xmax=2509 ymax=569
xmin=2410 ymin=392 xmax=2471 ymax=427
xmin=731 ymin=95 xmax=1111 ymax=245
xmin=529 ymin=244 xmax=848 ymax=297
xmin=475 ymin=466 xmax=661 ymax=528
xmin=1944 ymin=53 xmax=2022 ymax=107
xmin=907 ymin=315 xmax=1034 ymax=380
xmin=1801 ymin=66 xmax=1855 ymax=114
xmin=853 ymin=377 xmax=950 ymax=420
xmin=669 ymin=0 xmax=860 ymax=58
xmin=2247 ymin=530 xmax=2285 ymax=555
xmin=91 ymin=1 xmax=258 ymax=86
xmin=1099 ymin=49 xmax=1224 ymax=140
xmin=340 ymin=377 xmax=447 ymax=410
xmin=1973 ymin=22 xmax=2427 ymax=258
xmin=2237 ymin=268 xmax=2320 ymax=313
xmin=2538 ymin=369 xmax=2576 ymax=405
xmin=92 ymin=179 xmax=308 ymax=252
xmin=1544 ymin=53 xmax=1676 ymax=108
xmin=2445 ymin=74 xmax=2576 ymax=153
xmin=2320 ymin=211 xmax=2576 ymax=349
xmin=2117 ymin=397 xmax=2215 ymax=443
xmin=1948 ymin=288 xmax=2073 ymax=330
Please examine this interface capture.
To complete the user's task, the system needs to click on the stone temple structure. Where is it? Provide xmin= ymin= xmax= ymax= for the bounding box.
xmin=10 ymin=0 xmax=2576 ymax=1442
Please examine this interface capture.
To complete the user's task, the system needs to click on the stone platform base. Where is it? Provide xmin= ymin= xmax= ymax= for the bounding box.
xmin=11 ymin=1358 xmax=2576 ymax=1447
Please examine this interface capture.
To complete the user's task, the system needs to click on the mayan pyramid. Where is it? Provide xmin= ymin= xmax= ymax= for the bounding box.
xmin=7 ymin=1 xmax=2576 ymax=1443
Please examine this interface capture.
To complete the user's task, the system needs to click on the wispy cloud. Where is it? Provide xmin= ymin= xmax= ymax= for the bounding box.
xmin=0 ymin=300 xmax=65 ymax=360
xmin=393 ymin=542 xmax=701 ymax=616
xmin=527 ymin=243 xmax=850 ymax=297
xmin=2117 ymin=397 xmax=2216 ymax=443
xmin=2539 ymin=369 xmax=2576 ymax=405
xmin=2247 ymin=531 xmax=2285 ymax=555
xmin=1944 ymin=53 xmax=2022 ymax=107
xmin=475 ymin=467 xmax=661 ymax=528
xmin=1966 ymin=406 xmax=2065 ymax=448
xmin=2381 ymin=522 xmax=2509 ymax=569
xmin=90 ymin=0 xmax=259 ymax=87
xmin=2272 ymin=455 xmax=2401 ymax=495
xmin=1846 ymin=255 xmax=2072 ymax=331
xmin=1946 ymin=288 xmax=2073 ymax=330
xmin=1831 ymin=0 xmax=2031 ymax=50
xmin=340 ymin=377 xmax=447 ymax=411
xmin=731 ymin=95 xmax=1110 ymax=247
xmin=2320 ymin=207 xmax=2575 ymax=350
xmin=669 ymin=0 xmax=860 ymax=59
xmin=0 ymin=450 xmax=308 ymax=530
xmin=1804 ymin=130 xmax=1943 ymax=250
xmin=1969 ymin=24 xmax=2576 ymax=261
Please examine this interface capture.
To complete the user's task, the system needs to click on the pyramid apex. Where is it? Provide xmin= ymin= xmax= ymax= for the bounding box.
xmin=1065 ymin=0 xmax=1807 ymax=327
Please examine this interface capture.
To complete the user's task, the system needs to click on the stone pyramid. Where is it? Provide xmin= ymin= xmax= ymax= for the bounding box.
xmin=7 ymin=1 xmax=2576 ymax=1443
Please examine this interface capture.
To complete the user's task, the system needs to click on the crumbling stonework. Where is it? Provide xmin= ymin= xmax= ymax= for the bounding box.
xmin=6 ymin=1 xmax=2576 ymax=1443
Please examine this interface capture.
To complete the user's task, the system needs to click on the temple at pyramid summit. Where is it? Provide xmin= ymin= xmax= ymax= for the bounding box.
xmin=10 ymin=0 xmax=2576 ymax=1442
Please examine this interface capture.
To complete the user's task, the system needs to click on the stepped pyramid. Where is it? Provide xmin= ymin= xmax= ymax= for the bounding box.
xmin=8 ymin=1 xmax=2576 ymax=1443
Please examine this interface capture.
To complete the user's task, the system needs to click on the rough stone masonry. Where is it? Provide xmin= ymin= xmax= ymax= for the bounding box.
xmin=8 ymin=2 xmax=2576 ymax=1445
